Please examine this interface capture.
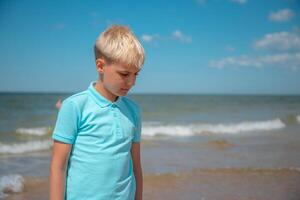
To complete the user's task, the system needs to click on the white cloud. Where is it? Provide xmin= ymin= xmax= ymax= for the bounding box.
xmin=210 ymin=55 xmax=262 ymax=69
xmin=141 ymin=31 xmax=191 ymax=44
xmin=225 ymin=45 xmax=235 ymax=52
xmin=195 ymin=0 xmax=206 ymax=5
xmin=230 ymin=0 xmax=247 ymax=5
xmin=269 ymin=9 xmax=294 ymax=22
xmin=172 ymin=30 xmax=192 ymax=43
xmin=141 ymin=35 xmax=153 ymax=42
xmin=210 ymin=52 xmax=300 ymax=70
xmin=254 ymin=30 xmax=300 ymax=51
xmin=141 ymin=34 xmax=160 ymax=43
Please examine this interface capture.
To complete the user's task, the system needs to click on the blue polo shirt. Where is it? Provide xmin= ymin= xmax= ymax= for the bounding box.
xmin=52 ymin=81 xmax=142 ymax=200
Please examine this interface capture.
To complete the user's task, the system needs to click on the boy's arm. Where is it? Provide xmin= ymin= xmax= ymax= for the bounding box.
xmin=131 ymin=142 xmax=143 ymax=200
xmin=49 ymin=140 xmax=72 ymax=200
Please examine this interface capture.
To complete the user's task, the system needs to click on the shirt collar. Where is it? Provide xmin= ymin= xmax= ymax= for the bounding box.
xmin=88 ymin=81 xmax=123 ymax=108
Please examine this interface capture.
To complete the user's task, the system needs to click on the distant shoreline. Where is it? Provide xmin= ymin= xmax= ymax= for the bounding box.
xmin=0 ymin=92 xmax=300 ymax=96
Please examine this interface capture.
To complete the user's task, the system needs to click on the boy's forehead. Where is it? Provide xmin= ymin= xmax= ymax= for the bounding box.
xmin=114 ymin=63 xmax=141 ymax=73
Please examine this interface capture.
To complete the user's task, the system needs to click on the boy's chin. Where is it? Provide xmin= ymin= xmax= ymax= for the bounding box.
xmin=119 ymin=89 xmax=129 ymax=96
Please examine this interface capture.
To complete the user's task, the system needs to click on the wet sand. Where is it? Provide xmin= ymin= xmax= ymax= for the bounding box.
xmin=203 ymin=139 xmax=235 ymax=150
xmin=4 ymin=167 xmax=300 ymax=200
xmin=144 ymin=168 xmax=300 ymax=200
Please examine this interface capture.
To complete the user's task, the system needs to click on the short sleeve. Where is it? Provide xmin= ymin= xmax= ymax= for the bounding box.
xmin=52 ymin=100 xmax=79 ymax=144
xmin=132 ymin=105 xmax=142 ymax=143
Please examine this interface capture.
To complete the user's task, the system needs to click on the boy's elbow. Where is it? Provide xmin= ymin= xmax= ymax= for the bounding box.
xmin=50 ymin=158 xmax=68 ymax=173
xmin=50 ymin=140 xmax=72 ymax=173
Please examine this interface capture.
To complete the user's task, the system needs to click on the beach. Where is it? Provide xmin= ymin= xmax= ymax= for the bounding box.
xmin=4 ymin=167 xmax=300 ymax=200
xmin=1 ymin=93 xmax=300 ymax=199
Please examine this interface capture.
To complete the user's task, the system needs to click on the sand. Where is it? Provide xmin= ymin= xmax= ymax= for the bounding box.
xmin=4 ymin=167 xmax=300 ymax=200
xmin=143 ymin=168 xmax=300 ymax=200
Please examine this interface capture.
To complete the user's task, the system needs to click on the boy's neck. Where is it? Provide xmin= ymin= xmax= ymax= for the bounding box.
xmin=94 ymin=81 xmax=118 ymax=103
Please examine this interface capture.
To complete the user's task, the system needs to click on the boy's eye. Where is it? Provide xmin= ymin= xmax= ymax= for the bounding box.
xmin=120 ymin=73 xmax=129 ymax=76
xmin=118 ymin=72 xmax=139 ymax=77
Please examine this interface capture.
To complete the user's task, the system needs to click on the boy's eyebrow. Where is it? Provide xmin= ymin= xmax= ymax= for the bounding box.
xmin=117 ymin=69 xmax=141 ymax=73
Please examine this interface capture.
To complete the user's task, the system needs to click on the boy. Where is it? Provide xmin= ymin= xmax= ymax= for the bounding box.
xmin=50 ymin=25 xmax=145 ymax=200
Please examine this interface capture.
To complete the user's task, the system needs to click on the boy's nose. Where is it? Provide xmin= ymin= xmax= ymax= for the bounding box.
xmin=126 ymin=77 xmax=136 ymax=87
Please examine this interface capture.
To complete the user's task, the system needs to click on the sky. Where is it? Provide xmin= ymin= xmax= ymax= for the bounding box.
xmin=0 ymin=0 xmax=300 ymax=95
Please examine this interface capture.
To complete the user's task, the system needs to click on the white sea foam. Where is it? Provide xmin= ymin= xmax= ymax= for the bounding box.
xmin=0 ymin=174 xmax=24 ymax=198
xmin=297 ymin=115 xmax=300 ymax=123
xmin=0 ymin=140 xmax=52 ymax=154
xmin=143 ymin=124 xmax=194 ymax=137
xmin=16 ymin=127 xmax=50 ymax=136
xmin=142 ymin=119 xmax=285 ymax=137
xmin=194 ymin=118 xmax=285 ymax=134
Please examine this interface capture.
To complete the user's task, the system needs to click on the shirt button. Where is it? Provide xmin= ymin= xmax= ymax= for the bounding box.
xmin=111 ymin=104 xmax=116 ymax=108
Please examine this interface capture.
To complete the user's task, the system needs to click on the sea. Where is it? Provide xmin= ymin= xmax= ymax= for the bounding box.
xmin=1 ymin=93 xmax=300 ymax=199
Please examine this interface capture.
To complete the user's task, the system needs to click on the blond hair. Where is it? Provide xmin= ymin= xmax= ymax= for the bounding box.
xmin=94 ymin=25 xmax=145 ymax=69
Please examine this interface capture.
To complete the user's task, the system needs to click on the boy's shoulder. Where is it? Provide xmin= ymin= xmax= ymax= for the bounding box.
xmin=62 ymin=90 xmax=89 ymax=106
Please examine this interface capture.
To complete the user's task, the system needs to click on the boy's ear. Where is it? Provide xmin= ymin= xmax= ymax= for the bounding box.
xmin=96 ymin=58 xmax=106 ymax=73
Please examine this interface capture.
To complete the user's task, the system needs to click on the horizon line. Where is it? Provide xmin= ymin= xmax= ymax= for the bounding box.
xmin=0 ymin=91 xmax=299 ymax=96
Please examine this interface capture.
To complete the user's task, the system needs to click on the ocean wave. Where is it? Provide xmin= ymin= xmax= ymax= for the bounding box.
xmin=0 ymin=174 xmax=24 ymax=198
xmin=280 ymin=114 xmax=300 ymax=125
xmin=297 ymin=115 xmax=300 ymax=123
xmin=143 ymin=124 xmax=194 ymax=137
xmin=142 ymin=119 xmax=285 ymax=137
xmin=15 ymin=127 xmax=50 ymax=136
xmin=0 ymin=140 xmax=52 ymax=154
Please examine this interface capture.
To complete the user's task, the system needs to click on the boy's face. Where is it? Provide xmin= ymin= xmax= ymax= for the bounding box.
xmin=96 ymin=59 xmax=140 ymax=97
